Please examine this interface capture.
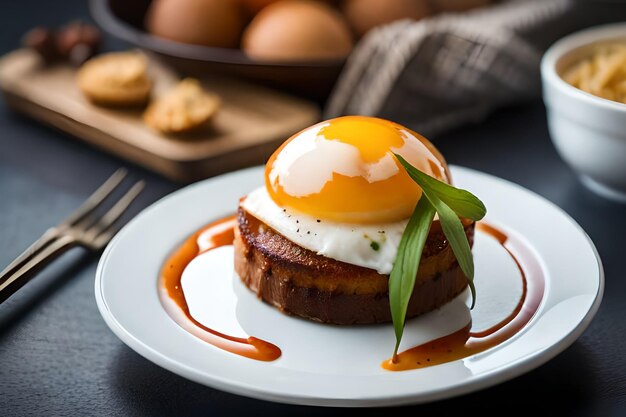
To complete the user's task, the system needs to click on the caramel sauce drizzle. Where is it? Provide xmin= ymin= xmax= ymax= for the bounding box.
xmin=383 ymin=222 xmax=545 ymax=371
xmin=159 ymin=215 xmax=281 ymax=362
xmin=160 ymin=215 xmax=542 ymax=370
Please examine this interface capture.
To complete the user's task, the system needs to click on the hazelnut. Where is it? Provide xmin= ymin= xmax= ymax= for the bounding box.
xmin=57 ymin=21 xmax=102 ymax=66
xmin=22 ymin=27 xmax=61 ymax=63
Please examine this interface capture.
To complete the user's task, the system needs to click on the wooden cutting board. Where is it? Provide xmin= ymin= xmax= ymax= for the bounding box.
xmin=0 ymin=49 xmax=320 ymax=181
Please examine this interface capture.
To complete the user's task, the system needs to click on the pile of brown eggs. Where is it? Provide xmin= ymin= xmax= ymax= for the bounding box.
xmin=146 ymin=0 xmax=491 ymax=61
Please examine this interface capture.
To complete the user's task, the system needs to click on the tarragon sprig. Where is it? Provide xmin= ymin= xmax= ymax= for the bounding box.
xmin=389 ymin=154 xmax=486 ymax=358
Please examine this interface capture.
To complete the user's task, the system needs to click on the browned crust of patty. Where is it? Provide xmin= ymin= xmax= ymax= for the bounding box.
xmin=234 ymin=206 xmax=475 ymax=325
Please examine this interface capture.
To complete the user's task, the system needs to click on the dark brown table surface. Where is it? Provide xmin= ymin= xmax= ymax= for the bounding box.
xmin=2 ymin=1 xmax=626 ymax=416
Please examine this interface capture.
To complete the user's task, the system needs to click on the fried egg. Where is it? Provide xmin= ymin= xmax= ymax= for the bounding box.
xmin=241 ymin=116 xmax=450 ymax=274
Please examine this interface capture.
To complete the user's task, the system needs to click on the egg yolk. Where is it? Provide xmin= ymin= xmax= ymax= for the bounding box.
xmin=265 ymin=116 xmax=449 ymax=224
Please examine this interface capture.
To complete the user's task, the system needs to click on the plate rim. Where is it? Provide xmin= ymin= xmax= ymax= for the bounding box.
xmin=95 ymin=165 xmax=604 ymax=407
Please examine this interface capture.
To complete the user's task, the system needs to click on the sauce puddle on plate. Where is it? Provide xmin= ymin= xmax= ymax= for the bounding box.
xmin=159 ymin=215 xmax=281 ymax=362
xmin=383 ymin=222 xmax=545 ymax=371
xmin=160 ymin=216 xmax=544 ymax=369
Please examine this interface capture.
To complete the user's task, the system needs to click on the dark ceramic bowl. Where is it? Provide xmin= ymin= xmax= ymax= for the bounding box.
xmin=89 ymin=0 xmax=346 ymax=99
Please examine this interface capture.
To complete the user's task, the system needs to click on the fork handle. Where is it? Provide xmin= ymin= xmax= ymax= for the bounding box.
xmin=0 ymin=228 xmax=60 ymax=282
xmin=0 ymin=235 xmax=76 ymax=304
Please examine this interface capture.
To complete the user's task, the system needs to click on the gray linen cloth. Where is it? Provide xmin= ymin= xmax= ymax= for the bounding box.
xmin=324 ymin=0 xmax=620 ymax=137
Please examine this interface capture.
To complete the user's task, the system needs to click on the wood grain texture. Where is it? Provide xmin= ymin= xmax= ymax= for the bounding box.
xmin=0 ymin=49 xmax=320 ymax=181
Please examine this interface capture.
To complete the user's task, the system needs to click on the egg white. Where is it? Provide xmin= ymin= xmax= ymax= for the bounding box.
xmin=241 ymin=187 xmax=407 ymax=275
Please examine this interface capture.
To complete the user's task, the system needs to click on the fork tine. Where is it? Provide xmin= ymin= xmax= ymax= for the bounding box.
xmin=0 ymin=171 xmax=145 ymax=304
xmin=82 ymin=180 xmax=145 ymax=244
xmin=60 ymin=168 xmax=128 ymax=228
xmin=0 ymin=169 xmax=127 ymax=282
xmin=92 ymin=228 xmax=118 ymax=250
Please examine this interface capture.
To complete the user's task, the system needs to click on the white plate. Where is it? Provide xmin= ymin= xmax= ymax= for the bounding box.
xmin=95 ymin=166 xmax=603 ymax=407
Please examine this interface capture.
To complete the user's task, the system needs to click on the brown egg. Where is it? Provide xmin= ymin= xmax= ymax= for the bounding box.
xmin=240 ymin=0 xmax=334 ymax=14
xmin=146 ymin=0 xmax=245 ymax=48
xmin=240 ymin=0 xmax=281 ymax=14
xmin=342 ymin=0 xmax=431 ymax=38
xmin=242 ymin=0 xmax=353 ymax=61
xmin=431 ymin=0 xmax=491 ymax=13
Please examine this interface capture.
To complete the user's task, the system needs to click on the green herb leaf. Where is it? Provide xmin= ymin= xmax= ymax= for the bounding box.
xmin=424 ymin=192 xmax=476 ymax=309
xmin=394 ymin=153 xmax=480 ymax=308
xmin=394 ymin=154 xmax=486 ymax=221
xmin=388 ymin=153 xmax=486 ymax=358
xmin=388 ymin=196 xmax=436 ymax=358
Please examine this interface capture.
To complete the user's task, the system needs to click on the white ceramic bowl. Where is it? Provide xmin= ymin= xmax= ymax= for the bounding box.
xmin=541 ymin=23 xmax=626 ymax=203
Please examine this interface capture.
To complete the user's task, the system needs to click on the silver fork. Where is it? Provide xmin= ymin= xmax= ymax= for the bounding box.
xmin=0 ymin=169 xmax=145 ymax=303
